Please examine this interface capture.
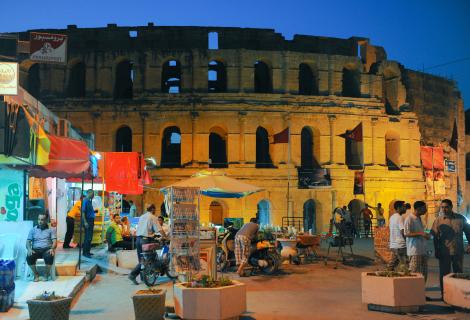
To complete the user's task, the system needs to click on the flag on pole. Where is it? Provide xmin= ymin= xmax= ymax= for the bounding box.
xmin=272 ymin=127 xmax=289 ymax=144
xmin=339 ymin=123 xmax=363 ymax=141
xmin=449 ymin=119 xmax=458 ymax=151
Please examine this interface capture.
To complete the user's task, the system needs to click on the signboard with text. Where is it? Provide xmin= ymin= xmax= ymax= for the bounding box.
xmin=445 ymin=159 xmax=456 ymax=173
xmin=0 ymin=62 xmax=18 ymax=95
xmin=30 ymin=32 xmax=67 ymax=64
xmin=0 ymin=168 xmax=24 ymax=222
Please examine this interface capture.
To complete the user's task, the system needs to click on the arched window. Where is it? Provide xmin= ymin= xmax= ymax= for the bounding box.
xmin=208 ymin=32 xmax=219 ymax=50
xmin=303 ymin=200 xmax=316 ymax=234
xmin=298 ymin=63 xmax=318 ymax=95
xmin=209 ymin=127 xmax=227 ymax=168
xmin=162 ymin=60 xmax=181 ymax=93
xmin=383 ymin=69 xmax=400 ymax=114
xmin=257 ymin=200 xmax=271 ymax=226
xmin=67 ymin=61 xmax=86 ymax=98
xmin=254 ymin=61 xmax=272 ymax=93
xmin=256 ymin=127 xmax=274 ymax=168
xmin=115 ymin=126 xmax=132 ymax=152
xmin=209 ymin=201 xmax=224 ymax=225
xmin=208 ymin=60 xmax=227 ymax=92
xmin=27 ymin=63 xmax=40 ymax=98
xmin=161 ymin=126 xmax=181 ymax=168
xmin=114 ymin=59 xmax=133 ymax=99
xmin=385 ymin=131 xmax=400 ymax=170
xmin=342 ymin=66 xmax=361 ymax=97
xmin=301 ymin=127 xmax=320 ymax=168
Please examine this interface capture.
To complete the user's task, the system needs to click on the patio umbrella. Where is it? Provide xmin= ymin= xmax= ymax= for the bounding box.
xmin=160 ymin=170 xmax=263 ymax=198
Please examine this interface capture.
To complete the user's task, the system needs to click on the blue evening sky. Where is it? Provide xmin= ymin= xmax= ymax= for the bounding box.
xmin=2 ymin=0 xmax=470 ymax=107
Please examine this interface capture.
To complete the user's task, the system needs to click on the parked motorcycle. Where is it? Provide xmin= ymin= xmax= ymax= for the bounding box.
xmin=216 ymin=225 xmax=238 ymax=272
xmin=140 ymin=237 xmax=178 ymax=286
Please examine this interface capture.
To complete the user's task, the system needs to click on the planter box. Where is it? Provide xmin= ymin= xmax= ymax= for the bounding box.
xmin=132 ymin=289 xmax=166 ymax=320
xmin=361 ymin=272 xmax=425 ymax=312
xmin=443 ymin=273 xmax=470 ymax=310
xmin=27 ymin=297 xmax=73 ymax=320
xmin=173 ymin=280 xmax=246 ymax=320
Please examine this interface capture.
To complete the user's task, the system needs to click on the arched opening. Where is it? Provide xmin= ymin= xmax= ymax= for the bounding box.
xmin=466 ymin=153 xmax=470 ymax=181
xmin=254 ymin=61 xmax=272 ymax=93
xmin=208 ymin=60 xmax=227 ymax=92
xmin=298 ymin=63 xmax=318 ymax=95
xmin=114 ymin=59 xmax=133 ymax=99
xmin=209 ymin=201 xmax=224 ymax=225
xmin=301 ymin=127 xmax=320 ymax=168
xmin=27 ymin=63 xmax=41 ymax=98
xmin=303 ymin=200 xmax=316 ymax=233
xmin=348 ymin=199 xmax=365 ymax=235
xmin=383 ymin=68 xmax=400 ymax=114
xmin=162 ymin=60 xmax=181 ymax=93
xmin=67 ymin=61 xmax=86 ymax=98
xmin=342 ymin=66 xmax=361 ymax=98
xmin=115 ymin=126 xmax=132 ymax=152
xmin=256 ymin=126 xmax=274 ymax=168
xmin=161 ymin=126 xmax=181 ymax=168
xmin=385 ymin=131 xmax=400 ymax=170
xmin=209 ymin=127 xmax=227 ymax=168
xmin=257 ymin=200 xmax=271 ymax=227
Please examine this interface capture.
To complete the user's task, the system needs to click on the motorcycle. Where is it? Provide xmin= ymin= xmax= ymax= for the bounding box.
xmin=216 ymin=225 xmax=238 ymax=272
xmin=140 ymin=237 xmax=178 ymax=286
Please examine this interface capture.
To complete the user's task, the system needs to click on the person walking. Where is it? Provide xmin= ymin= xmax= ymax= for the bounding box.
xmin=235 ymin=218 xmax=259 ymax=276
xmin=82 ymin=189 xmax=96 ymax=258
xmin=431 ymin=199 xmax=470 ymax=295
xmin=128 ymin=204 xmax=165 ymax=285
xmin=404 ymin=201 xmax=430 ymax=282
xmin=361 ymin=204 xmax=374 ymax=238
xmin=387 ymin=200 xmax=407 ymax=271
xmin=63 ymin=197 xmax=82 ymax=249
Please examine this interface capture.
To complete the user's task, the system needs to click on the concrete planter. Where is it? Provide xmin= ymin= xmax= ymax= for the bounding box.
xmin=27 ymin=297 xmax=73 ymax=320
xmin=443 ymin=273 xmax=470 ymax=310
xmin=173 ymin=280 xmax=246 ymax=320
xmin=361 ymin=272 xmax=425 ymax=312
xmin=132 ymin=289 xmax=166 ymax=320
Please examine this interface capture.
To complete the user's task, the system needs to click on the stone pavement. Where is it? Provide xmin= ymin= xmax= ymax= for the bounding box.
xmin=67 ymin=238 xmax=469 ymax=320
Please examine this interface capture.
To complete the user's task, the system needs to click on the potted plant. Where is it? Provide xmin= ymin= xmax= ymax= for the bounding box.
xmin=361 ymin=267 xmax=425 ymax=313
xmin=131 ymin=287 xmax=166 ymax=320
xmin=27 ymin=291 xmax=73 ymax=320
xmin=443 ymin=273 xmax=470 ymax=310
xmin=173 ymin=275 xmax=246 ymax=320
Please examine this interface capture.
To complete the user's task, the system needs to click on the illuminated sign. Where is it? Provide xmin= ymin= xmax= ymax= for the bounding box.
xmin=0 ymin=62 xmax=18 ymax=95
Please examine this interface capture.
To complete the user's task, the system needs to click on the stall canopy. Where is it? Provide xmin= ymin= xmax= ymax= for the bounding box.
xmin=28 ymin=135 xmax=90 ymax=178
xmin=160 ymin=170 xmax=263 ymax=198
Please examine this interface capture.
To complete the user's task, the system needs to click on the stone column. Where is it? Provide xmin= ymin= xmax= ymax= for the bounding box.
xmin=191 ymin=111 xmax=199 ymax=165
xmin=281 ymin=51 xmax=288 ymax=94
xmin=328 ymin=115 xmax=336 ymax=164
xmin=371 ymin=117 xmax=378 ymax=165
xmin=238 ymin=111 xmax=247 ymax=164
xmin=284 ymin=113 xmax=292 ymax=166
xmin=91 ymin=111 xmax=101 ymax=150
xmin=140 ymin=112 xmax=149 ymax=156
xmin=328 ymin=56 xmax=335 ymax=95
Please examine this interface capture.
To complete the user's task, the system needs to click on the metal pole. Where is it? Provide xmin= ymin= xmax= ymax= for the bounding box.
xmin=78 ymin=171 xmax=85 ymax=269
xmin=287 ymin=126 xmax=291 ymax=225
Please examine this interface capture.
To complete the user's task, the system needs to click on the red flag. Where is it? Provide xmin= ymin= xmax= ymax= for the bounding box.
xmin=272 ymin=127 xmax=289 ymax=144
xmin=339 ymin=123 xmax=362 ymax=142
xmin=420 ymin=146 xmax=433 ymax=170
xmin=449 ymin=119 xmax=458 ymax=151
xmin=105 ymin=152 xmax=143 ymax=194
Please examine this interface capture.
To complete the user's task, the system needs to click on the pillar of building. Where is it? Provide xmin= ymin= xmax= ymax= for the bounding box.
xmin=328 ymin=115 xmax=337 ymax=164
xmin=191 ymin=111 xmax=199 ymax=166
xmin=140 ymin=112 xmax=149 ymax=156
xmin=238 ymin=111 xmax=247 ymax=164
xmin=371 ymin=117 xmax=378 ymax=165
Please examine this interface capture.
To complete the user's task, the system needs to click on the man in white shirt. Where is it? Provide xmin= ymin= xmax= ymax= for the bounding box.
xmin=387 ymin=200 xmax=407 ymax=270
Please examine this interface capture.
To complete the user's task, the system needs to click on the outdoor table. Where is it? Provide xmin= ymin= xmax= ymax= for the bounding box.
xmin=277 ymin=238 xmax=298 ymax=260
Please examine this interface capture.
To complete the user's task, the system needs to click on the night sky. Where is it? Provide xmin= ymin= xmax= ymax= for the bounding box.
xmin=2 ymin=0 xmax=470 ymax=106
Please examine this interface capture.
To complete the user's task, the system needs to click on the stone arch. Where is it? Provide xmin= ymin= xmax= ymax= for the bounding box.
xmin=254 ymin=60 xmax=272 ymax=93
xmin=342 ymin=63 xmax=361 ymax=98
xmin=209 ymin=200 xmax=226 ymax=225
xmin=257 ymin=199 xmax=271 ymax=226
xmin=256 ymin=126 xmax=274 ymax=168
xmin=161 ymin=126 xmax=181 ymax=168
xmin=115 ymin=125 xmax=132 ymax=152
xmin=303 ymin=199 xmax=316 ymax=233
xmin=113 ymin=57 xmax=133 ymax=99
xmin=301 ymin=126 xmax=321 ymax=168
xmin=161 ymin=59 xmax=181 ymax=93
xmin=209 ymin=126 xmax=228 ymax=168
xmin=208 ymin=60 xmax=227 ymax=92
xmin=67 ymin=59 xmax=86 ymax=98
xmin=20 ymin=60 xmax=40 ymax=98
xmin=348 ymin=199 xmax=365 ymax=231
xmin=385 ymin=131 xmax=400 ymax=170
xmin=298 ymin=63 xmax=319 ymax=95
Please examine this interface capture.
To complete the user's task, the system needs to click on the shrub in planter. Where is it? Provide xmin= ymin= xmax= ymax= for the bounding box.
xmin=174 ymin=276 xmax=246 ymax=320
xmin=132 ymin=288 xmax=166 ymax=320
xmin=27 ymin=291 xmax=72 ymax=320
xmin=443 ymin=273 xmax=470 ymax=310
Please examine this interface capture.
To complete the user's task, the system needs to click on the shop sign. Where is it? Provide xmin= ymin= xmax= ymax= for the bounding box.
xmin=445 ymin=160 xmax=456 ymax=173
xmin=0 ymin=168 xmax=24 ymax=222
xmin=0 ymin=62 xmax=18 ymax=95
xmin=30 ymin=32 xmax=67 ymax=64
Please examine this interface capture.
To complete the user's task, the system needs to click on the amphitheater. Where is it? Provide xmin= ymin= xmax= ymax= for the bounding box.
xmin=12 ymin=24 xmax=465 ymax=233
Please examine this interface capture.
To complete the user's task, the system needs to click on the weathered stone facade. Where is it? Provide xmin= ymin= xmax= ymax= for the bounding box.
xmin=9 ymin=25 xmax=465 ymax=231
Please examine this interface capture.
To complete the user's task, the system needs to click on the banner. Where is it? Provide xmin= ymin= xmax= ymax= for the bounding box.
xmin=30 ymin=32 xmax=67 ymax=64
xmin=298 ymin=168 xmax=331 ymax=188
xmin=0 ymin=62 xmax=18 ymax=95
xmin=0 ymin=168 xmax=24 ymax=222
xmin=353 ymin=171 xmax=364 ymax=194
xmin=104 ymin=152 xmax=143 ymax=194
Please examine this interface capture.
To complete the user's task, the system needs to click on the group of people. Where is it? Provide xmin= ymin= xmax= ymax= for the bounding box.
xmin=388 ymin=199 xmax=470 ymax=297
xmin=334 ymin=203 xmax=385 ymax=238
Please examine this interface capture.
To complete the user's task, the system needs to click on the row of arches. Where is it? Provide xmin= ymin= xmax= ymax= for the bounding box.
xmin=116 ymin=125 xmax=402 ymax=170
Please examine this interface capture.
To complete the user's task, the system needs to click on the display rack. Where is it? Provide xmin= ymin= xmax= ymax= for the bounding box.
xmin=166 ymin=186 xmax=201 ymax=280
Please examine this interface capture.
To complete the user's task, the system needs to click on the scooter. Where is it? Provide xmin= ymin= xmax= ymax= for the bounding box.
xmin=247 ymin=240 xmax=281 ymax=275
xmin=216 ymin=225 xmax=238 ymax=272
xmin=140 ymin=237 xmax=178 ymax=286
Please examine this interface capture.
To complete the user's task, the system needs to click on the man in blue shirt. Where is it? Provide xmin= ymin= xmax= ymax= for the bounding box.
xmin=82 ymin=189 xmax=95 ymax=258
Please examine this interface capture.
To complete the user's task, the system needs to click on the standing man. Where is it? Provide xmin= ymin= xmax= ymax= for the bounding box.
xmin=26 ymin=212 xmax=57 ymax=281
xmin=387 ymin=200 xmax=407 ymax=271
xmin=63 ymin=197 xmax=82 ymax=249
xmin=82 ymin=189 xmax=95 ymax=258
xmin=370 ymin=203 xmax=385 ymax=227
xmin=128 ymin=204 xmax=165 ymax=285
xmin=235 ymin=218 xmax=259 ymax=276
xmin=361 ymin=204 xmax=374 ymax=238
xmin=129 ymin=200 xmax=137 ymax=218
xmin=431 ymin=199 xmax=470 ymax=295
xmin=404 ymin=201 xmax=430 ymax=281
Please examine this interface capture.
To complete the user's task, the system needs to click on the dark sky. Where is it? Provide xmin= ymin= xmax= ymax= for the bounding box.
xmin=2 ymin=0 xmax=470 ymax=106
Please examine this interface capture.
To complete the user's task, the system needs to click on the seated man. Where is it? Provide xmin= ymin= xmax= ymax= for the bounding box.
xmin=26 ymin=212 xmax=57 ymax=282
xmin=106 ymin=214 xmax=132 ymax=251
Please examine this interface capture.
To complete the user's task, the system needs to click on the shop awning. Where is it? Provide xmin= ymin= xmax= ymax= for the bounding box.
xmin=29 ymin=135 xmax=90 ymax=178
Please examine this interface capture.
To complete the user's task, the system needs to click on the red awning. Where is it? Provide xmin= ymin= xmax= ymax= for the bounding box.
xmin=29 ymin=135 xmax=90 ymax=179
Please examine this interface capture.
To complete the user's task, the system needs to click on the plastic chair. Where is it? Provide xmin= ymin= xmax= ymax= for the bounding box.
xmin=24 ymin=257 xmax=56 ymax=281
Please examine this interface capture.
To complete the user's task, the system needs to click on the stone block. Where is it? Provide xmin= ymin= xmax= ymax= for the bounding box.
xmin=443 ymin=273 xmax=470 ymax=310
